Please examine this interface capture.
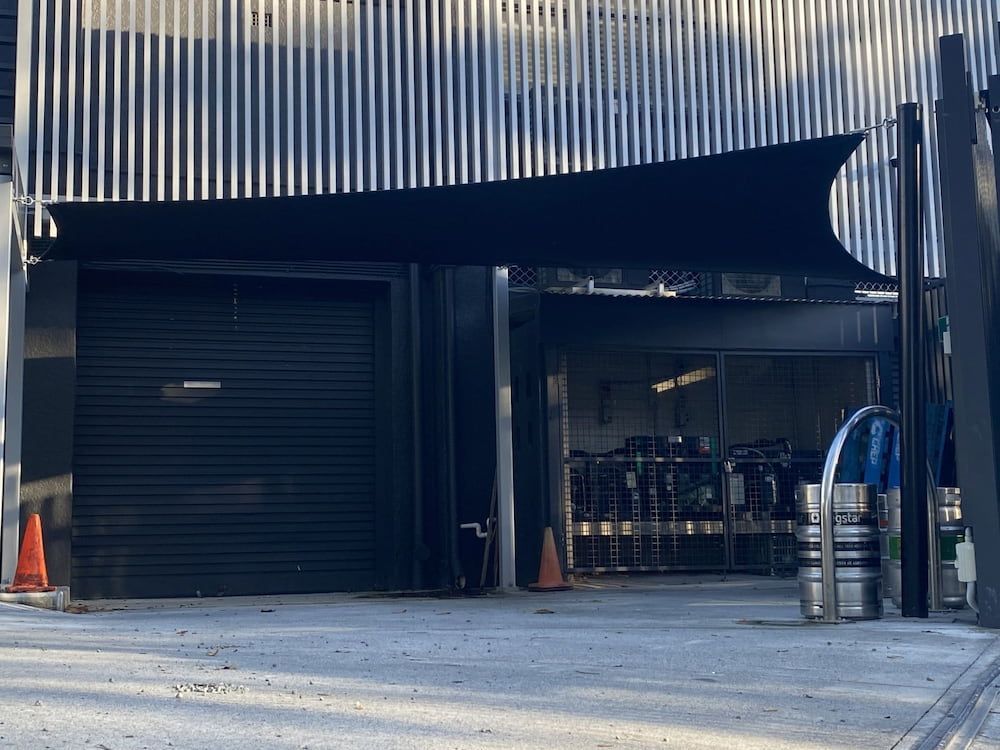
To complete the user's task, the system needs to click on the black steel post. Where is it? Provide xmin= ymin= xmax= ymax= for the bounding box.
xmin=897 ymin=102 xmax=929 ymax=618
xmin=936 ymin=32 xmax=1000 ymax=628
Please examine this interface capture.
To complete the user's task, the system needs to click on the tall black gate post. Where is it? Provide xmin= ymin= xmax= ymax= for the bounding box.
xmin=896 ymin=102 xmax=929 ymax=618
xmin=935 ymin=32 xmax=1000 ymax=628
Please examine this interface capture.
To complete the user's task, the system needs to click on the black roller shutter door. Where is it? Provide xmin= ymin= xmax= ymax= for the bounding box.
xmin=72 ymin=271 xmax=379 ymax=598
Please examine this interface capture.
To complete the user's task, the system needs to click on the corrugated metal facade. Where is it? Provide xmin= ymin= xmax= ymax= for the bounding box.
xmin=13 ymin=1 xmax=1000 ymax=276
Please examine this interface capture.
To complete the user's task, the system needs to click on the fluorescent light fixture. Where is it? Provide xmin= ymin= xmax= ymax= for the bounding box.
xmin=651 ymin=367 xmax=716 ymax=393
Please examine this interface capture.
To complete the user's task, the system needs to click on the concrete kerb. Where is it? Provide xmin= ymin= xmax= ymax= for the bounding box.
xmin=0 ymin=585 xmax=70 ymax=611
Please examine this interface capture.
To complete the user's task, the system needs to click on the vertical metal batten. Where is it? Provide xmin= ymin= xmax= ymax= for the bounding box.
xmin=341 ymin=0 xmax=352 ymax=191
xmin=353 ymin=0 xmax=363 ymax=189
xmin=172 ymin=1 xmax=181 ymax=200
xmin=821 ymin=0 xmax=845 ymax=241
xmin=638 ymin=0 xmax=651 ymax=160
xmin=92 ymin=1 xmax=108 ymax=200
xmin=279 ymin=1 xmax=291 ymax=195
xmin=705 ymin=0 xmax=720 ymax=152
xmin=482 ymin=2 xmax=496 ymax=180
xmin=684 ymin=0 xmax=697 ymax=155
xmin=567 ymin=0 xmax=580 ymax=172
xmin=32 ymin=0 xmax=48 ymax=234
xmin=535 ymin=0 xmax=546 ymax=174
xmin=157 ymin=0 xmax=166 ymax=200
xmin=732 ymin=1 xmax=748 ymax=150
xmin=312 ymin=0 xmax=323 ymax=194
xmin=580 ymin=1 xmax=593 ymax=171
xmin=870 ymin=0 xmax=893 ymax=269
xmin=201 ymin=0 xmax=210 ymax=200
xmin=126 ymin=0 xmax=136 ymax=201
xmin=859 ymin=0 xmax=886 ymax=274
xmin=456 ymin=0 xmax=468 ymax=183
xmin=897 ymin=101 xmax=929 ymax=619
xmin=519 ymin=0 xmax=531 ymax=177
xmin=591 ymin=0 xmax=605 ymax=168
xmin=12 ymin=0 xmax=35 ymax=190
xmin=913 ymin=2 xmax=940 ymax=276
xmin=66 ymin=0 xmax=80 ymax=199
xmin=430 ymin=0 xmax=442 ymax=184
xmin=542 ymin=0 xmax=558 ymax=174
xmin=301 ymin=0 xmax=311 ymax=193
xmin=693 ymin=0 xmax=708 ymax=155
xmin=795 ymin=0 xmax=810 ymax=139
xmin=762 ymin=0 xmax=777 ymax=141
xmin=326 ymin=0 xmax=336 ymax=192
xmin=626 ymin=0 xmax=639 ymax=162
xmin=556 ymin=0 xmax=567 ymax=172
xmin=507 ymin=0 xmax=520 ymax=178
xmin=839 ymin=1 xmax=866 ymax=270
xmin=417 ymin=0 xmax=429 ymax=185
xmin=111 ymin=0 xmax=122 ymax=202
xmin=81 ymin=0 xmax=94 ymax=201
xmin=245 ymin=1 xmax=255 ymax=198
xmin=404 ymin=0 xmax=416 ymax=187
xmin=393 ymin=0 xmax=404 ymax=188
xmin=615 ymin=0 xmax=627 ymax=163
xmin=661 ymin=0 xmax=675 ymax=158
xmin=771 ymin=0 xmax=789 ymax=141
xmin=719 ymin=0 xmax=735 ymax=151
xmin=142 ymin=0 xmax=152 ymax=200
xmin=492 ymin=0 xmax=506 ymax=181
xmin=469 ymin=0 xmax=482 ymax=182
xmin=49 ymin=0 xmax=64 ymax=217
xmin=443 ymin=0 xmax=456 ymax=184
xmin=604 ymin=0 xmax=616 ymax=166
xmin=218 ymin=0 xmax=226 ymax=198
xmin=365 ymin=0 xmax=376 ymax=189
xmin=186 ymin=0 xmax=195 ymax=200
xmin=256 ymin=1 xmax=265 ymax=196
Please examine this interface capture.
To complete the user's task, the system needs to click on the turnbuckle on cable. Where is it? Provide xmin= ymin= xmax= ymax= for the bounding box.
xmin=853 ymin=116 xmax=898 ymax=135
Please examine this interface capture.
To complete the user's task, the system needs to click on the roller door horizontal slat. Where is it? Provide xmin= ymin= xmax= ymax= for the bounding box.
xmin=72 ymin=272 xmax=380 ymax=599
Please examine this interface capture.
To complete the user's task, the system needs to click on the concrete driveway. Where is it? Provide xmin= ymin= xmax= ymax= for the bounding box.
xmin=0 ymin=576 xmax=997 ymax=749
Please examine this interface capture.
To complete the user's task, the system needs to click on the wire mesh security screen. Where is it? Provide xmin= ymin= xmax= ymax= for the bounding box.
xmin=723 ymin=355 xmax=877 ymax=573
xmin=560 ymin=351 xmax=725 ymax=572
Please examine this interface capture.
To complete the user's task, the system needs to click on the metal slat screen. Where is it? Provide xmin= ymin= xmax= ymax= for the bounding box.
xmin=560 ymin=350 xmax=725 ymax=572
xmin=723 ymin=354 xmax=877 ymax=572
xmin=559 ymin=349 xmax=877 ymax=575
xmin=16 ymin=1 xmax=1000 ymax=275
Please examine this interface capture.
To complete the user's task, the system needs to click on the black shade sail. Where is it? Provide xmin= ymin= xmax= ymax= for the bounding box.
xmin=46 ymin=133 xmax=885 ymax=281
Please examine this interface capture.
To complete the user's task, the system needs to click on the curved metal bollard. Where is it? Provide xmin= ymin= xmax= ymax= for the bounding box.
xmin=817 ymin=406 xmax=942 ymax=622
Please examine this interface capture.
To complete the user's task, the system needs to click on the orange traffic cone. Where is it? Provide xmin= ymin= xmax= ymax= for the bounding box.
xmin=6 ymin=514 xmax=55 ymax=593
xmin=528 ymin=527 xmax=572 ymax=592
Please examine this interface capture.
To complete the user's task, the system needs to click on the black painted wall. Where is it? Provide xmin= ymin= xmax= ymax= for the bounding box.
xmin=21 ymin=261 xmax=77 ymax=587
xmin=452 ymin=267 xmax=501 ymax=590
